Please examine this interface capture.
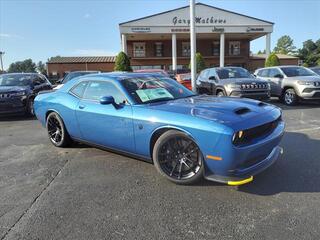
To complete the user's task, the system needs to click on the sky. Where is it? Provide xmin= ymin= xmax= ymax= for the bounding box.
xmin=0 ymin=0 xmax=319 ymax=69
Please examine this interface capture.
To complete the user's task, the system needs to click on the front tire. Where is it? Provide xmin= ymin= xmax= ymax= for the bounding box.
xmin=216 ymin=90 xmax=225 ymax=97
xmin=153 ymin=130 xmax=204 ymax=184
xmin=46 ymin=112 xmax=71 ymax=147
xmin=26 ymin=98 xmax=35 ymax=116
xmin=282 ymin=88 xmax=298 ymax=106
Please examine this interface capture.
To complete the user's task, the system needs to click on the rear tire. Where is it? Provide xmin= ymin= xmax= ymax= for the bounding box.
xmin=46 ymin=112 xmax=71 ymax=147
xmin=282 ymin=88 xmax=298 ymax=106
xmin=153 ymin=130 xmax=204 ymax=184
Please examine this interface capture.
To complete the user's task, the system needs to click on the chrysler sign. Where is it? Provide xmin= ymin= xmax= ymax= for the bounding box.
xmin=173 ymin=16 xmax=227 ymax=25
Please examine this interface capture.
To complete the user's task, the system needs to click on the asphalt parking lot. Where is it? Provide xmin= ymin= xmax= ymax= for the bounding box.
xmin=0 ymin=99 xmax=320 ymax=240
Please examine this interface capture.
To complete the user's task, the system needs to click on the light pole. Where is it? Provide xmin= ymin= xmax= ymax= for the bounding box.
xmin=190 ymin=0 xmax=196 ymax=92
xmin=0 ymin=51 xmax=4 ymax=72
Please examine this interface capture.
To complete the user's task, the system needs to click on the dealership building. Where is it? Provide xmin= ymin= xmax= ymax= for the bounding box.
xmin=47 ymin=3 xmax=298 ymax=78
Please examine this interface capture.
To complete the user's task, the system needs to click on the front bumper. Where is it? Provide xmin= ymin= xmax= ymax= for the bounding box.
xmin=229 ymin=90 xmax=270 ymax=100
xmin=204 ymin=146 xmax=283 ymax=185
xmin=0 ymin=97 xmax=28 ymax=115
xmin=299 ymin=88 xmax=320 ymax=99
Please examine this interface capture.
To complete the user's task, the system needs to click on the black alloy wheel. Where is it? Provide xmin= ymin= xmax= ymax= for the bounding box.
xmin=153 ymin=130 xmax=204 ymax=184
xmin=46 ymin=112 xmax=71 ymax=147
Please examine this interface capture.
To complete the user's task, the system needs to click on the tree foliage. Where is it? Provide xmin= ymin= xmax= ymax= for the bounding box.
xmin=189 ymin=52 xmax=206 ymax=73
xmin=297 ymin=39 xmax=320 ymax=67
xmin=37 ymin=61 xmax=47 ymax=75
xmin=273 ymin=35 xmax=297 ymax=55
xmin=265 ymin=53 xmax=280 ymax=67
xmin=7 ymin=59 xmax=36 ymax=73
xmin=114 ymin=52 xmax=132 ymax=72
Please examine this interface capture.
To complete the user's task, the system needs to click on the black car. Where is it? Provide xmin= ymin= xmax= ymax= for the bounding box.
xmin=0 ymin=73 xmax=52 ymax=116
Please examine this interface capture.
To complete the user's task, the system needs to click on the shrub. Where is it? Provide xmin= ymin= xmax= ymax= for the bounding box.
xmin=114 ymin=52 xmax=132 ymax=72
xmin=189 ymin=52 xmax=206 ymax=73
xmin=265 ymin=53 xmax=280 ymax=67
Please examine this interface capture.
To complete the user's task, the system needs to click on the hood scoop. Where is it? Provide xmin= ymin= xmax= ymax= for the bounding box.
xmin=234 ymin=107 xmax=251 ymax=115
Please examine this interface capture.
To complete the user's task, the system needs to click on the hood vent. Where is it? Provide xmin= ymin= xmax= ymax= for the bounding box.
xmin=234 ymin=107 xmax=251 ymax=115
xmin=258 ymin=102 xmax=267 ymax=107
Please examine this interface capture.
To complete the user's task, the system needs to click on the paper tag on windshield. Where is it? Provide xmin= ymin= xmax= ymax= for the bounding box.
xmin=136 ymin=88 xmax=173 ymax=102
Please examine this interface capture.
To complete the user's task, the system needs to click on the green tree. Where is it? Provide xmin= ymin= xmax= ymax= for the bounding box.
xmin=7 ymin=59 xmax=36 ymax=73
xmin=189 ymin=52 xmax=206 ymax=73
xmin=37 ymin=61 xmax=47 ymax=75
xmin=265 ymin=53 xmax=280 ymax=67
xmin=297 ymin=39 xmax=320 ymax=67
xmin=273 ymin=35 xmax=297 ymax=55
xmin=257 ymin=50 xmax=266 ymax=54
xmin=114 ymin=52 xmax=132 ymax=72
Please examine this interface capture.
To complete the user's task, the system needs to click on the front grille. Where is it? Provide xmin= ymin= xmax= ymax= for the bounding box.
xmin=240 ymin=83 xmax=268 ymax=90
xmin=0 ymin=93 xmax=10 ymax=98
xmin=233 ymin=117 xmax=281 ymax=146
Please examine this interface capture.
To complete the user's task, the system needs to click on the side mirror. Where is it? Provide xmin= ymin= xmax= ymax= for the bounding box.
xmin=274 ymin=74 xmax=284 ymax=79
xmin=208 ymin=76 xmax=216 ymax=81
xmin=100 ymin=96 xmax=115 ymax=105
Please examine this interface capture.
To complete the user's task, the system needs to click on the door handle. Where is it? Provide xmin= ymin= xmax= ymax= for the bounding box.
xmin=79 ymin=105 xmax=85 ymax=109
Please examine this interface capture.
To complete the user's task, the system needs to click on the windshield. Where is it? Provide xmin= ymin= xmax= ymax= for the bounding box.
xmin=120 ymin=77 xmax=196 ymax=104
xmin=216 ymin=68 xmax=253 ymax=79
xmin=0 ymin=74 xmax=33 ymax=86
xmin=62 ymin=72 xmax=99 ymax=83
xmin=311 ymin=68 xmax=320 ymax=75
xmin=280 ymin=67 xmax=316 ymax=77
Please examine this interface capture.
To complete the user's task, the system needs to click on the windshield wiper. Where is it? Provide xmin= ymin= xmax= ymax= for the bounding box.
xmin=143 ymin=97 xmax=174 ymax=104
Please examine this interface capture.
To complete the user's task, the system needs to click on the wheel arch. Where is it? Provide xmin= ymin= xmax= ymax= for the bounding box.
xmin=216 ymin=87 xmax=226 ymax=95
xmin=149 ymin=126 xmax=196 ymax=159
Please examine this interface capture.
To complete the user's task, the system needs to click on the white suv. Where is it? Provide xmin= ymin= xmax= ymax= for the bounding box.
xmin=254 ymin=66 xmax=320 ymax=105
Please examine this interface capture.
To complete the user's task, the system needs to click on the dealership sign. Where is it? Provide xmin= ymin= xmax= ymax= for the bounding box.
xmin=173 ymin=16 xmax=227 ymax=25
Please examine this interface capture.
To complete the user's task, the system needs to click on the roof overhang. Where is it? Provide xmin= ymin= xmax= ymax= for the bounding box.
xmin=119 ymin=3 xmax=273 ymax=35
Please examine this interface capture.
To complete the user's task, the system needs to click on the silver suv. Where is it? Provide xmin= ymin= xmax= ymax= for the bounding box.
xmin=196 ymin=67 xmax=270 ymax=100
xmin=255 ymin=66 xmax=320 ymax=105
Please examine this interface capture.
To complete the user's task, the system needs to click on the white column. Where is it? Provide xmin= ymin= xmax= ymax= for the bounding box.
xmin=190 ymin=0 xmax=196 ymax=92
xmin=121 ymin=34 xmax=127 ymax=54
xmin=172 ymin=33 xmax=177 ymax=71
xmin=266 ymin=33 xmax=271 ymax=56
xmin=219 ymin=33 xmax=225 ymax=67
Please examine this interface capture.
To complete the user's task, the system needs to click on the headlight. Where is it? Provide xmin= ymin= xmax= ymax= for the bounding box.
xmin=10 ymin=91 xmax=26 ymax=97
xmin=228 ymin=84 xmax=241 ymax=89
xmin=297 ymin=81 xmax=313 ymax=85
xmin=232 ymin=130 xmax=244 ymax=144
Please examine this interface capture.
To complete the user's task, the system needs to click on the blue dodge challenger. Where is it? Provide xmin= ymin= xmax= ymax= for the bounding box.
xmin=34 ymin=73 xmax=285 ymax=185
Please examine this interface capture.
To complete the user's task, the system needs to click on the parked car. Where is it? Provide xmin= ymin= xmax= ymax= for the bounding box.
xmin=176 ymin=73 xmax=192 ymax=90
xmin=0 ymin=73 xmax=52 ymax=116
xmin=310 ymin=67 xmax=320 ymax=76
xmin=34 ymin=72 xmax=284 ymax=185
xmin=196 ymin=67 xmax=270 ymax=100
xmin=254 ymin=66 xmax=320 ymax=105
xmin=54 ymin=71 xmax=100 ymax=89
xmin=133 ymin=69 xmax=169 ymax=77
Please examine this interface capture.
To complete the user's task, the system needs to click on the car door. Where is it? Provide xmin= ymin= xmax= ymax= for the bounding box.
xmin=197 ymin=69 xmax=211 ymax=93
xmin=267 ymin=68 xmax=283 ymax=96
xmin=32 ymin=75 xmax=52 ymax=93
xmin=207 ymin=68 xmax=218 ymax=94
xmin=75 ymin=80 xmax=135 ymax=153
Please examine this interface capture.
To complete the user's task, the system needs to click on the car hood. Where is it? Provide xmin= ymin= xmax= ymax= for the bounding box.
xmin=145 ymin=95 xmax=278 ymax=127
xmin=0 ymin=86 xmax=29 ymax=93
xmin=221 ymin=78 xmax=267 ymax=84
xmin=286 ymin=76 xmax=320 ymax=81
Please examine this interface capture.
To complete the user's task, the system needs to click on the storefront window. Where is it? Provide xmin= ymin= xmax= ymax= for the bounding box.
xmin=155 ymin=42 xmax=163 ymax=57
xmin=229 ymin=41 xmax=240 ymax=56
xmin=133 ymin=42 xmax=146 ymax=57
xmin=182 ymin=42 xmax=191 ymax=57
xmin=212 ymin=41 xmax=220 ymax=56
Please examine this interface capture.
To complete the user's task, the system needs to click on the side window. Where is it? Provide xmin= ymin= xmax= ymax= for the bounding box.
xmin=83 ymin=81 xmax=126 ymax=104
xmin=269 ymin=68 xmax=281 ymax=78
xmin=33 ymin=75 xmax=46 ymax=85
xmin=208 ymin=69 xmax=216 ymax=79
xmin=258 ymin=69 xmax=269 ymax=77
xmin=70 ymin=81 xmax=88 ymax=98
